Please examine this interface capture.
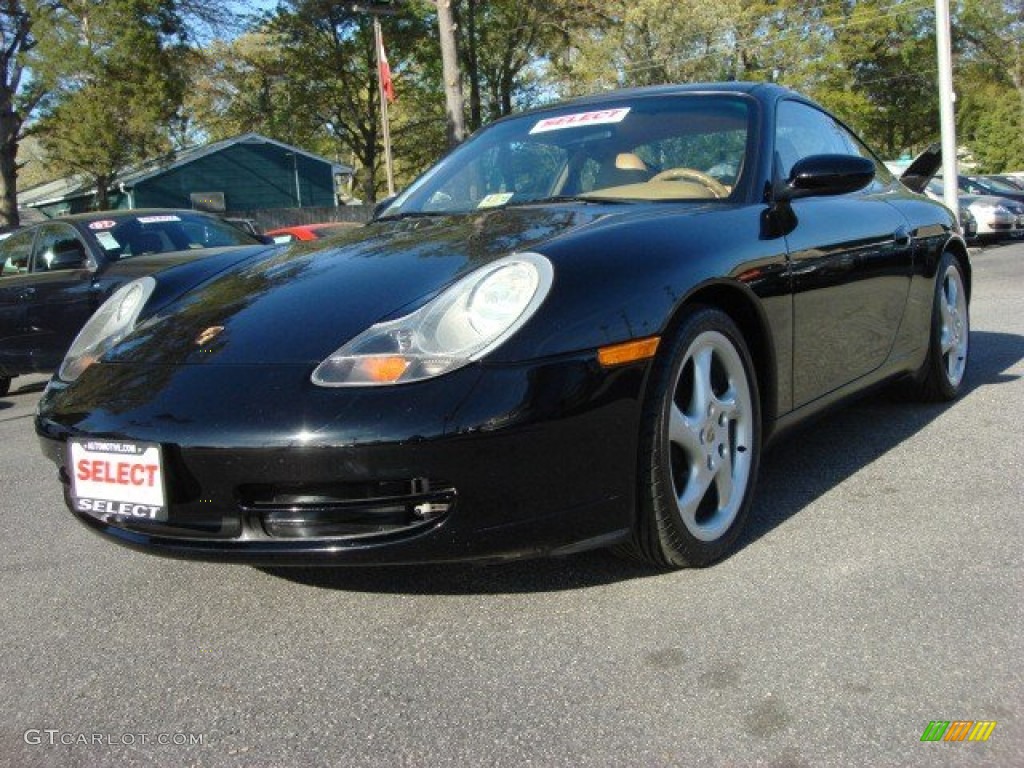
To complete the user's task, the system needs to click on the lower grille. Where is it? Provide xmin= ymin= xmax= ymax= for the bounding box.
xmin=237 ymin=478 xmax=456 ymax=539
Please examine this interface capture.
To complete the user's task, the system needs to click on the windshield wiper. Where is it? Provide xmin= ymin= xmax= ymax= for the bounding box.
xmin=512 ymin=195 xmax=638 ymax=207
xmin=376 ymin=210 xmax=451 ymax=221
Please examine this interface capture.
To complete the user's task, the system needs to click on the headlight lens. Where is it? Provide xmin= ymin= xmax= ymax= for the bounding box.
xmin=312 ymin=252 xmax=553 ymax=386
xmin=59 ymin=277 xmax=155 ymax=382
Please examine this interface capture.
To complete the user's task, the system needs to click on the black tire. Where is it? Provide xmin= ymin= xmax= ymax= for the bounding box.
xmin=0 ymin=376 xmax=10 ymax=398
xmin=916 ymin=252 xmax=969 ymax=402
xmin=622 ymin=307 xmax=762 ymax=568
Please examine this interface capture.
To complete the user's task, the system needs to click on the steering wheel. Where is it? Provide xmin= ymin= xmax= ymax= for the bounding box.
xmin=648 ymin=167 xmax=730 ymax=198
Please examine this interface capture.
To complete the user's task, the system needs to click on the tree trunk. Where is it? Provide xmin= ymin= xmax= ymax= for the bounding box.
xmin=465 ymin=0 xmax=481 ymax=131
xmin=0 ymin=109 xmax=20 ymax=228
xmin=94 ymin=175 xmax=110 ymax=211
xmin=435 ymin=0 xmax=466 ymax=148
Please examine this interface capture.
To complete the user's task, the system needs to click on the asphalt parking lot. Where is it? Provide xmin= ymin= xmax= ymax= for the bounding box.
xmin=1 ymin=242 xmax=1021 ymax=768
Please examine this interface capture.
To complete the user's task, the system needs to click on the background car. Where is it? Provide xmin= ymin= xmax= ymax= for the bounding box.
xmin=925 ymin=180 xmax=1023 ymax=241
xmin=957 ymin=174 xmax=1024 ymax=205
xmin=266 ymin=222 xmax=361 ymax=243
xmin=0 ymin=209 xmax=270 ymax=396
xmin=37 ymin=83 xmax=968 ymax=569
xmin=985 ymin=174 xmax=1024 ymax=191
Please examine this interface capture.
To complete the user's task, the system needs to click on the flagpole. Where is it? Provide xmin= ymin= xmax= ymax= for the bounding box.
xmin=373 ymin=16 xmax=396 ymax=197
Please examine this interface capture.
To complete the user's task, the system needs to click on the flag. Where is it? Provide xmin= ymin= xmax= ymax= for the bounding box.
xmin=379 ymin=36 xmax=396 ymax=104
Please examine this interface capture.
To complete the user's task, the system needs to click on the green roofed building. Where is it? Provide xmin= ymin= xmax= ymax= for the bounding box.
xmin=19 ymin=133 xmax=355 ymax=218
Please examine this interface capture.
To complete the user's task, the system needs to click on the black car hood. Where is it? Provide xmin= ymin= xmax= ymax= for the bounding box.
xmin=107 ymin=205 xmax=640 ymax=366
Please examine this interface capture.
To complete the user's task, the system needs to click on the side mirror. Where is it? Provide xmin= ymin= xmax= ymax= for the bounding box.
xmin=44 ymin=240 xmax=88 ymax=271
xmin=776 ymin=154 xmax=875 ymax=202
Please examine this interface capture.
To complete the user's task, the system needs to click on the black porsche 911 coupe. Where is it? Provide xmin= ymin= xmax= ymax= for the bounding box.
xmin=36 ymin=83 xmax=970 ymax=569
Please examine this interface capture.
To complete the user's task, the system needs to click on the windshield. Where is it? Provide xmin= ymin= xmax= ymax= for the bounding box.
xmin=82 ymin=212 xmax=261 ymax=260
xmin=382 ymin=94 xmax=754 ymax=217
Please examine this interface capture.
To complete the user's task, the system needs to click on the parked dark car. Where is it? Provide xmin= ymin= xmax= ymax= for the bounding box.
xmin=0 ymin=209 xmax=271 ymax=396
xmin=37 ymin=83 xmax=969 ymax=569
xmin=958 ymin=174 xmax=1024 ymax=205
xmin=984 ymin=174 xmax=1024 ymax=191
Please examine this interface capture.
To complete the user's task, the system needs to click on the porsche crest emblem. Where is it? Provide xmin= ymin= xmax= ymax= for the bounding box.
xmin=195 ymin=326 xmax=225 ymax=346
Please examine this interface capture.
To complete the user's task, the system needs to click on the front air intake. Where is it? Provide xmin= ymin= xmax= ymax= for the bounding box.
xmin=237 ymin=479 xmax=455 ymax=539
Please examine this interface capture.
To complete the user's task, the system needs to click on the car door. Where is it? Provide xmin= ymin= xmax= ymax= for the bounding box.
xmin=777 ymin=99 xmax=913 ymax=408
xmin=21 ymin=223 xmax=100 ymax=371
xmin=0 ymin=228 xmax=40 ymax=375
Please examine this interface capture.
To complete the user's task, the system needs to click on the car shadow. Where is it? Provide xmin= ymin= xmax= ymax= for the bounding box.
xmin=261 ymin=330 xmax=1022 ymax=595
xmin=0 ymin=379 xmax=47 ymax=409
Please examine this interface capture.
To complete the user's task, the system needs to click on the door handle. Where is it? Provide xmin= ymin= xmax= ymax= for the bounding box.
xmin=893 ymin=227 xmax=911 ymax=248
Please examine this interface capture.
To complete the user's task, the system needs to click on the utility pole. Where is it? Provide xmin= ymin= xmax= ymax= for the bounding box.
xmin=435 ymin=0 xmax=466 ymax=147
xmin=351 ymin=3 xmax=400 ymax=197
xmin=935 ymin=0 xmax=959 ymax=227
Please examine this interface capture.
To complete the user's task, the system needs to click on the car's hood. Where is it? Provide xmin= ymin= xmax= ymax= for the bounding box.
xmin=106 ymin=205 xmax=647 ymax=366
xmin=101 ymin=244 xmax=268 ymax=281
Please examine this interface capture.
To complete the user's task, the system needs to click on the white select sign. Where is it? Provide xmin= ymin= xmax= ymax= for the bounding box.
xmin=529 ymin=107 xmax=631 ymax=134
xmin=69 ymin=439 xmax=167 ymax=520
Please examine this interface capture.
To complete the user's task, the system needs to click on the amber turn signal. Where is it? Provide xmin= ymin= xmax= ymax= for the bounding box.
xmin=597 ymin=337 xmax=660 ymax=367
xmin=356 ymin=356 xmax=410 ymax=383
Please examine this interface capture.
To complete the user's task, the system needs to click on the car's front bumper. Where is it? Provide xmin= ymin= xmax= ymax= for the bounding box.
xmin=37 ymin=354 xmax=647 ymax=564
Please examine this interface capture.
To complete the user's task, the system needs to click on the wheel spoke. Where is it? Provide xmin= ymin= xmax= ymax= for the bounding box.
xmin=677 ymin=461 xmax=714 ymax=524
xmin=940 ymin=295 xmax=953 ymax=329
xmin=945 ymin=276 xmax=958 ymax=309
xmin=690 ymin=345 xmax=714 ymax=418
xmin=668 ymin=403 xmax=702 ymax=455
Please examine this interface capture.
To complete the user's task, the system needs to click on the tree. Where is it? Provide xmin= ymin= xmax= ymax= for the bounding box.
xmin=245 ymin=0 xmax=440 ymax=202
xmin=0 ymin=1 xmax=50 ymax=227
xmin=454 ymin=0 xmax=612 ymax=128
xmin=33 ymin=0 xmax=189 ymax=209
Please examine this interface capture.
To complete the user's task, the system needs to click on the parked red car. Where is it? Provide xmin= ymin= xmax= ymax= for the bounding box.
xmin=266 ymin=222 xmax=360 ymax=243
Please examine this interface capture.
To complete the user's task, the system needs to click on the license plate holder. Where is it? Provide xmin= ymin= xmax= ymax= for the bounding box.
xmin=68 ymin=438 xmax=167 ymax=522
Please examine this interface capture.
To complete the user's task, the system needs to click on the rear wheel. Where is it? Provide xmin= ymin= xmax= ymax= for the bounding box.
xmin=0 ymin=376 xmax=10 ymax=397
xmin=625 ymin=307 xmax=761 ymax=568
xmin=916 ymin=252 xmax=969 ymax=402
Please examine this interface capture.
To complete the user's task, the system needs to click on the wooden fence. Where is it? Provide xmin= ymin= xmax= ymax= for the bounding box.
xmin=225 ymin=205 xmax=373 ymax=232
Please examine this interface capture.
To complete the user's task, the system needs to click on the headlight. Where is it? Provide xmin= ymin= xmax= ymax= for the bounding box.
xmin=312 ymin=252 xmax=554 ymax=386
xmin=59 ymin=277 xmax=155 ymax=382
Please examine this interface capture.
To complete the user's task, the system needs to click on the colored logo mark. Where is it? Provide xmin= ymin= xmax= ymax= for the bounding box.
xmin=920 ymin=721 xmax=997 ymax=742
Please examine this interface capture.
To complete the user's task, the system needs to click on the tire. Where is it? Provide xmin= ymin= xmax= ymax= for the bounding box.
xmin=916 ymin=252 xmax=969 ymax=402
xmin=0 ymin=376 xmax=10 ymax=398
xmin=624 ymin=307 xmax=762 ymax=568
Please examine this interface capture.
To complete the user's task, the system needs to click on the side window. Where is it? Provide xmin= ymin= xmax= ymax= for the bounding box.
xmin=0 ymin=229 xmax=35 ymax=277
xmin=776 ymin=100 xmax=889 ymax=192
xmin=834 ymin=124 xmax=895 ymax=188
xmin=31 ymin=224 xmax=89 ymax=272
xmin=775 ymin=101 xmax=853 ymax=180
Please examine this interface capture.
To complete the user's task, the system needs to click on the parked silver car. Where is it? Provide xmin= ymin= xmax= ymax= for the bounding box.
xmin=926 ymin=180 xmax=1024 ymax=241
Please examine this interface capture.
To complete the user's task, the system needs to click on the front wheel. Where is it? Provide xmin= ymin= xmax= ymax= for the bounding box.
xmin=625 ymin=307 xmax=761 ymax=568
